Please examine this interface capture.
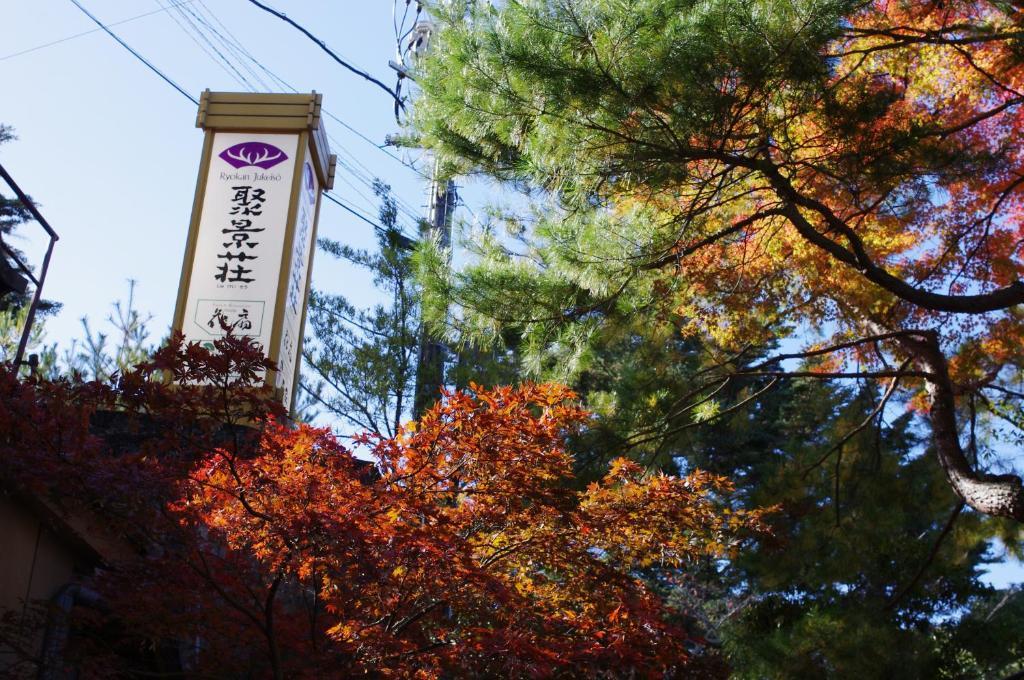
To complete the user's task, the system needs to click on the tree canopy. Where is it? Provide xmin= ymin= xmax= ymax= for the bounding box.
xmin=409 ymin=0 xmax=1024 ymax=520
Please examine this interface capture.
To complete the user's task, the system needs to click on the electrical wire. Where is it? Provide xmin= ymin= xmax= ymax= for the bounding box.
xmin=196 ymin=1 xmax=295 ymax=94
xmin=12 ymin=0 xmax=426 ymax=193
xmin=17 ymin=0 xmax=425 ymax=190
xmin=331 ymin=169 xmax=385 ymax=216
xmin=0 ymin=0 xmax=198 ymax=62
xmin=322 ymin=109 xmax=428 ymax=178
xmin=167 ymin=1 xmax=257 ymax=90
xmin=66 ymin=0 xmax=198 ymax=105
xmin=153 ymin=0 xmax=253 ymax=91
xmin=158 ymin=0 xmax=414 ymax=224
xmin=183 ymin=3 xmax=275 ymax=90
xmin=324 ymin=193 xmax=389 ymax=233
xmin=243 ymin=0 xmax=402 ymax=107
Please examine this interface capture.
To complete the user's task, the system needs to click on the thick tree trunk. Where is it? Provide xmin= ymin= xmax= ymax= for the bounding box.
xmin=894 ymin=330 xmax=1024 ymax=521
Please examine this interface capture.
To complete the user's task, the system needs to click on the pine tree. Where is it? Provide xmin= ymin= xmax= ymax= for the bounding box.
xmin=300 ymin=182 xmax=421 ymax=435
xmin=409 ymin=0 xmax=1024 ymax=521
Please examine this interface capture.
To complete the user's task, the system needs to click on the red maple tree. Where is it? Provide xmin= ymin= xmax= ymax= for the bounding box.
xmin=0 ymin=336 xmax=769 ymax=678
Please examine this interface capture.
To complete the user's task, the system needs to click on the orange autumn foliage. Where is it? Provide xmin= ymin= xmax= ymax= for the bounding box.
xmin=0 ymin=336 xmax=769 ymax=678
xmin=638 ymin=0 xmax=1024 ymax=364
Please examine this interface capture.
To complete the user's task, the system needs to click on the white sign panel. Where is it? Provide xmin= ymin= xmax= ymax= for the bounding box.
xmin=275 ymin=159 xmax=319 ymax=405
xmin=181 ymin=132 xmax=299 ymax=359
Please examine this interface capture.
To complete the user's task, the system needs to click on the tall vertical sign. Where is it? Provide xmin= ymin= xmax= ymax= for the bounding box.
xmin=173 ymin=91 xmax=336 ymax=413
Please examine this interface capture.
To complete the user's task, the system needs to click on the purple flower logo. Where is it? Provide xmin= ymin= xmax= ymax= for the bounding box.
xmin=219 ymin=142 xmax=288 ymax=170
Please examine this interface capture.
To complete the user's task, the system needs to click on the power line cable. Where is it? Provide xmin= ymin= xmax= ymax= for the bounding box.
xmin=153 ymin=0 xmax=252 ymax=91
xmin=322 ymin=109 xmax=428 ymax=178
xmin=0 ymin=0 xmax=198 ymax=62
xmin=165 ymin=0 xmax=257 ymax=90
xmin=319 ymin=131 xmax=421 ymax=218
xmin=66 ymin=0 xmax=198 ymax=105
xmin=331 ymin=170 xmax=385 ymax=215
xmin=9 ymin=0 xmax=424 ymax=186
xmin=332 ymin=150 xmax=376 ymax=186
xmin=243 ymin=0 xmax=402 ymax=108
xmin=182 ymin=2 xmax=275 ymax=91
xmin=330 ymin=151 xmax=423 ymax=224
xmin=195 ymin=0 xmax=293 ymax=92
xmin=324 ymin=193 xmax=388 ymax=233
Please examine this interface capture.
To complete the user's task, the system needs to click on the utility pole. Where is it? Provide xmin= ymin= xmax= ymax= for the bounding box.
xmin=412 ymin=164 xmax=456 ymax=417
xmin=390 ymin=16 xmax=458 ymax=418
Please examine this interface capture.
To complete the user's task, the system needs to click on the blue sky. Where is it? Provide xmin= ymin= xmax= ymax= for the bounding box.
xmin=2 ymin=0 xmax=1020 ymax=588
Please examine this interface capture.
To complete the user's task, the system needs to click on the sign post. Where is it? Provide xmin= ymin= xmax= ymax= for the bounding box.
xmin=172 ymin=91 xmax=336 ymax=413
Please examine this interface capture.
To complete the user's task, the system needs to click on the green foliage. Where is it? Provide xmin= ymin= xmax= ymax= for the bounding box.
xmin=715 ymin=380 xmax=1013 ymax=678
xmin=414 ymin=205 xmax=669 ymax=383
xmin=303 ymin=182 xmax=520 ymax=432
xmin=301 ymin=182 xmax=421 ymax=435
xmin=415 ymin=207 xmax=1024 ymax=674
xmin=569 ymin=320 xmax=1024 ymax=677
xmin=414 ymin=0 xmax=854 ymax=188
